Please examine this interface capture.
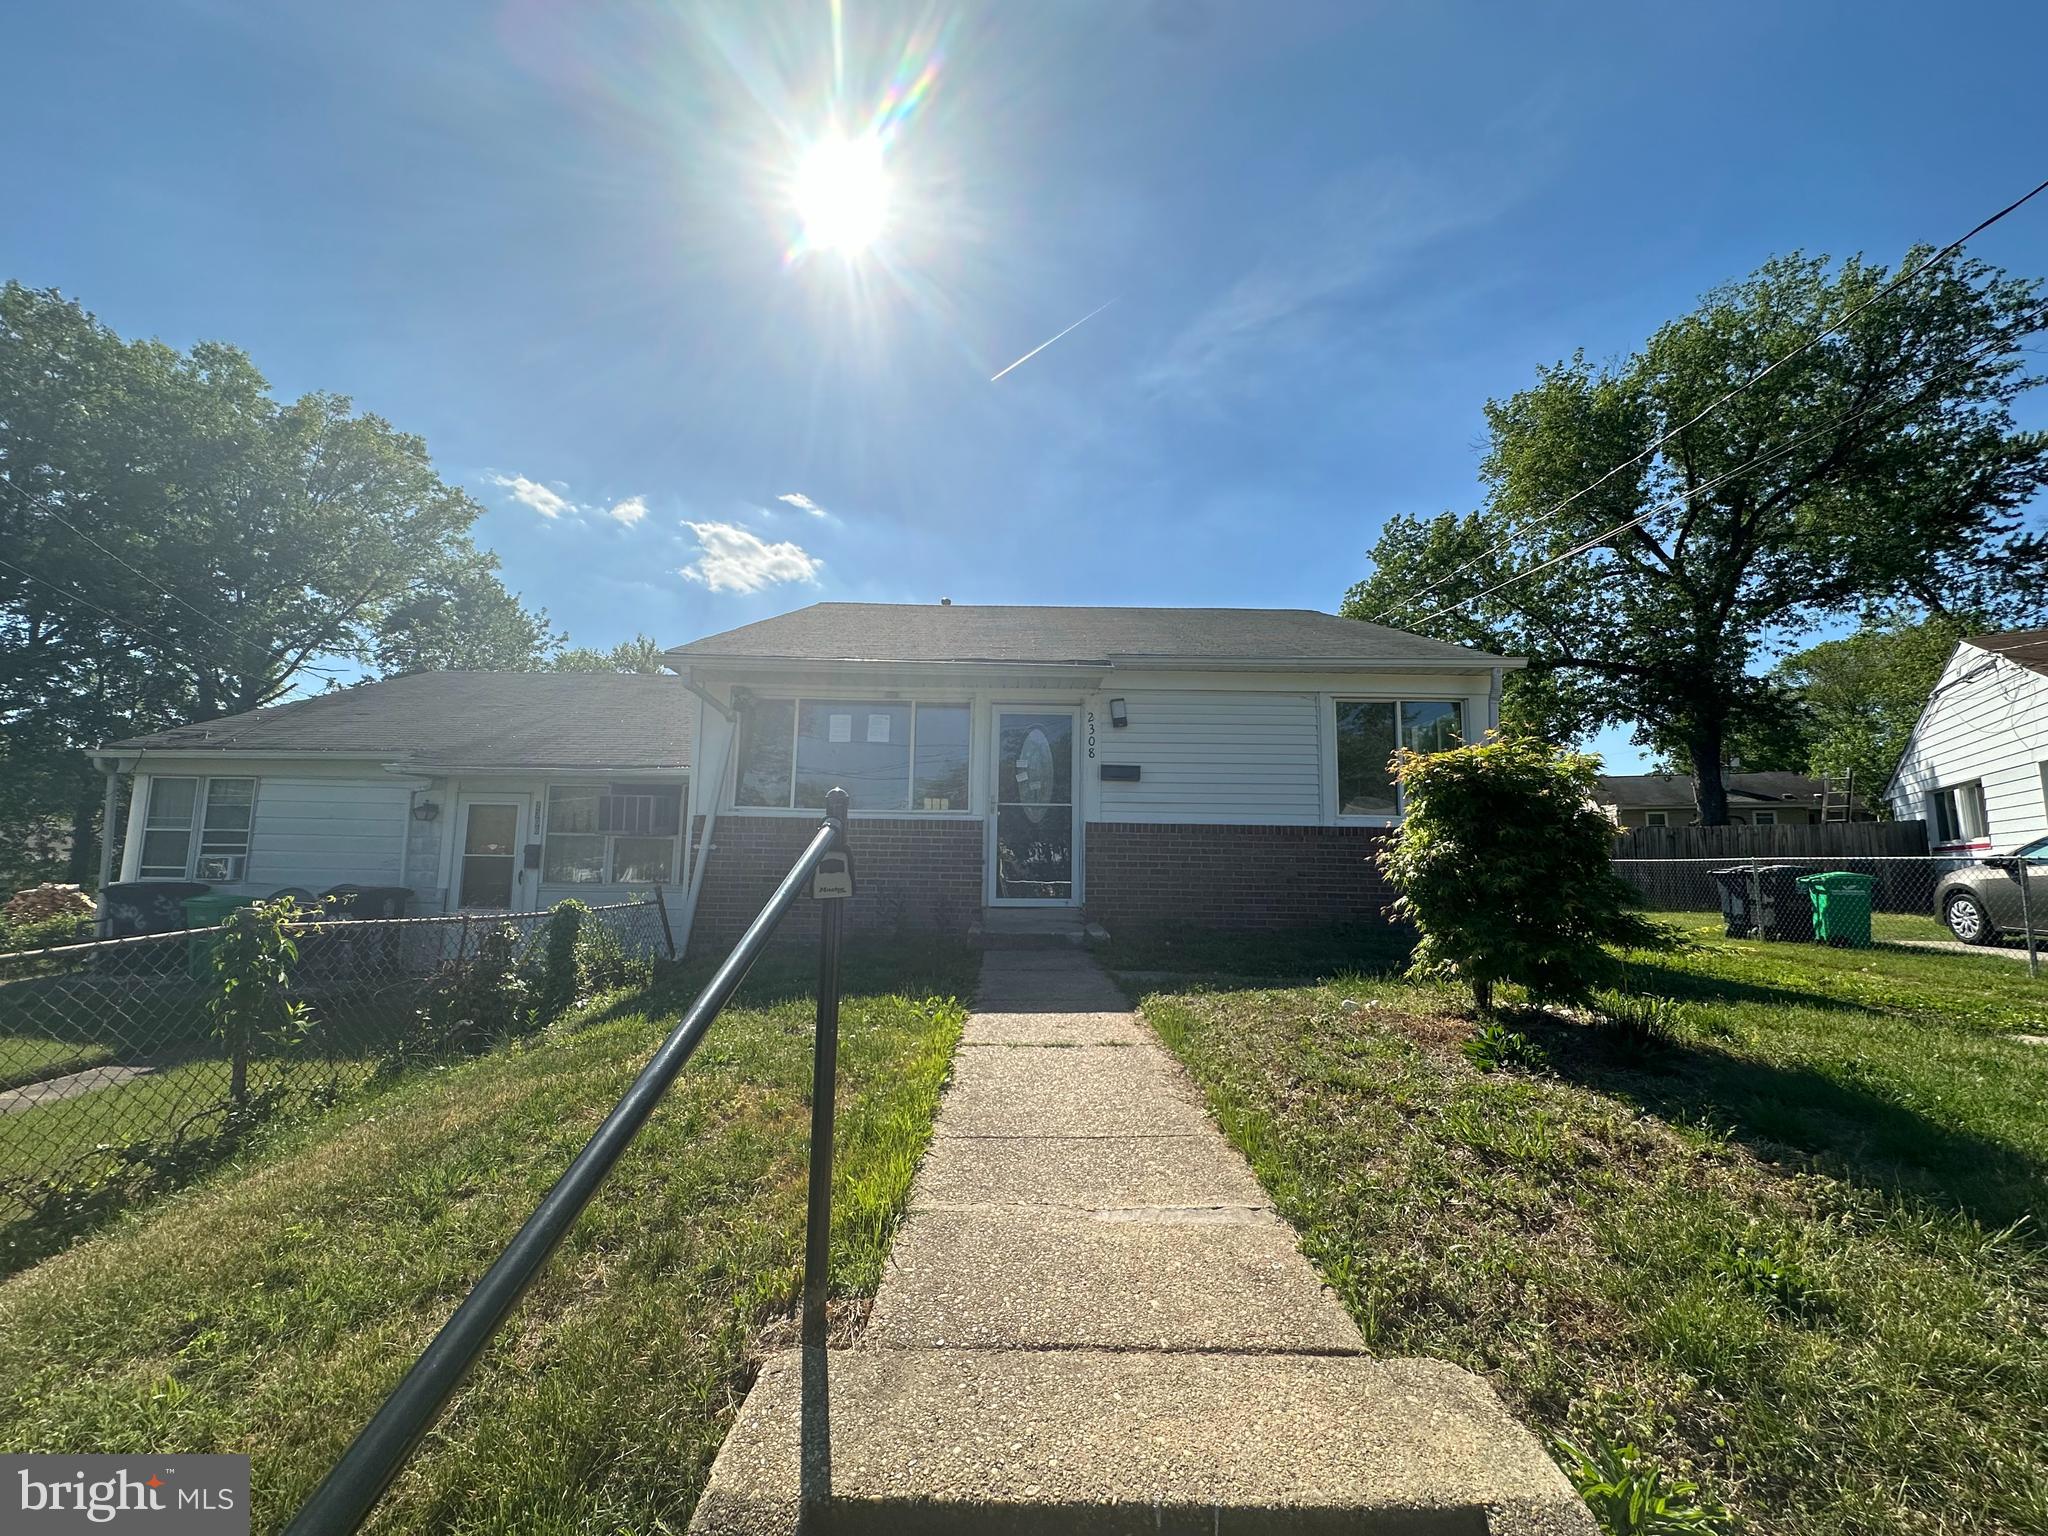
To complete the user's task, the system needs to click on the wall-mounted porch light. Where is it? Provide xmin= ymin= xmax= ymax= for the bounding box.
xmin=1108 ymin=697 xmax=1128 ymax=728
xmin=412 ymin=801 xmax=441 ymax=822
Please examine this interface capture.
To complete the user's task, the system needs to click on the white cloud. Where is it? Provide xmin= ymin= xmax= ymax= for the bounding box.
xmin=679 ymin=521 xmax=823 ymax=594
xmin=606 ymin=495 xmax=648 ymax=527
xmin=485 ymin=472 xmax=576 ymax=520
xmin=776 ymin=492 xmax=829 ymax=517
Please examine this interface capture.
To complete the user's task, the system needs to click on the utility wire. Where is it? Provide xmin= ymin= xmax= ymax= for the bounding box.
xmin=0 ymin=475 xmax=354 ymax=686
xmin=1401 ymin=388 xmax=1904 ymax=630
xmin=1374 ymin=171 xmax=2048 ymax=623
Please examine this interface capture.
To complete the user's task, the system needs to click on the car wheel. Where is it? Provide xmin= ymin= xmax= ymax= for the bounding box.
xmin=1945 ymin=891 xmax=1991 ymax=945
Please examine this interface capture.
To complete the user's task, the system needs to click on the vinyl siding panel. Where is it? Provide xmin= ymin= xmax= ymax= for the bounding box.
xmin=1889 ymin=647 xmax=2048 ymax=847
xmin=240 ymin=778 xmax=410 ymax=890
xmin=1092 ymin=691 xmax=1322 ymax=825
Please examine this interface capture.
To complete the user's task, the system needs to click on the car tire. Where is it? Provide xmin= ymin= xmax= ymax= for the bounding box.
xmin=1945 ymin=891 xmax=1992 ymax=945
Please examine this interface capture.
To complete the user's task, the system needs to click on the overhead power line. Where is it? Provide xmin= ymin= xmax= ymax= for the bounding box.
xmin=1375 ymin=170 xmax=2048 ymax=624
xmin=1400 ymin=388 xmax=1905 ymax=630
xmin=0 ymin=475 xmax=354 ymax=686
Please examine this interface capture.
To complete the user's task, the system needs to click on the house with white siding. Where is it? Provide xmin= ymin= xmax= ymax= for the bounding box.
xmin=1887 ymin=628 xmax=2048 ymax=853
xmin=91 ymin=604 xmax=1519 ymax=945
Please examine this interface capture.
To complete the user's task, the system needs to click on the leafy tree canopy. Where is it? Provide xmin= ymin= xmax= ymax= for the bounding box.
xmin=1773 ymin=611 xmax=1974 ymax=801
xmin=0 ymin=282 xmax=556 ymax=884
xmin=1346 ymin=250 xmax=2048 ymax=823
xmin=551 ymin=633 xmax=669 ymax=674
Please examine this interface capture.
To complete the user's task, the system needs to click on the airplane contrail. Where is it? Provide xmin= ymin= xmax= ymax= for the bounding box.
xmin=990 ymin=298 xmax=1117 ymax=382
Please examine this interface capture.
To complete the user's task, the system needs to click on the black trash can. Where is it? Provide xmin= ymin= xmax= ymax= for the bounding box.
xmin=1754 ymin=865 xmax=1815 ymax=943
xmin=318 ymin=884 xmax=413 ymax=919
xmin=1710 ymin=867 xmax=1753 ymax=937
xmin=100 ymin=880 xmax=212 ymax=937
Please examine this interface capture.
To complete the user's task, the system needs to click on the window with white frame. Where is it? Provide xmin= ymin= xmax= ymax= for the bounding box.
xmin=1644 ymin=810 xmax=1669 ymax=827
xmin=542 ymin=782 xmax=683 ymax=883
xmin=734 ymin=700 xmax=972 ymax=812
xmin=1927 ymin=780 xmax=1988 ymax=845
xmin=1750 ymin=810 xmax=1777 ymax=826
xmin=1333 ymin=699 xmax=1464 ymax=817
xmin=138 ymin=776 xmax=256 ymax=880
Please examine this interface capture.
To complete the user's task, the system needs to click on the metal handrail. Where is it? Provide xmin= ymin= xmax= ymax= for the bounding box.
xmin=285 ymin=791 xmax=853 ymax=1536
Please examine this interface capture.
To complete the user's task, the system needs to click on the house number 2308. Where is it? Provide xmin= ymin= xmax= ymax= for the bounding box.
xmin=1085 ymin=710 xmax=1097 ymax=759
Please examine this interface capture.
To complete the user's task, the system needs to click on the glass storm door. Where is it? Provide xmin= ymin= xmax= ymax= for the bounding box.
xmin=456 ymin=799 xmax=528 ymax=911
xmin=993 ymin=709 xmax=1077 ymax=904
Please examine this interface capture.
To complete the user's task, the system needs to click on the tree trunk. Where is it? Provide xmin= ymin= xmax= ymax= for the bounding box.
xmin=1690 ymin=724 xmax=1731 ymax=826
xmin=1472 ymin=977 xmax=1494 ymax=1016
xmin=64 ymin=776 xmax=100 ymax=888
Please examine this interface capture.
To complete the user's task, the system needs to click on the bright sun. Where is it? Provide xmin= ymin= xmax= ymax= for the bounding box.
xmin=792 ymin=130 xmax=889 ymax=257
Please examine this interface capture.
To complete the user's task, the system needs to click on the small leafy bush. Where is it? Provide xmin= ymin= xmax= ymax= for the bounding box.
xmin=1463 ymin=1020 xmax=1547 ymax=1073
xmin=1554 ymin=1429 xmax=1728 ymax=1534
xmin=1382 ymin=737 xmax=1669 ymax=1014
xmin=1597 ymin=994 xmax=1686 ymax=1064
xmin=575 ymin=916 xmax=651 ymax=997
xmin=412 ymin=923 xmax=531 ymax=1054
xmin=530 ymin=899 xmax=589 ymax=1022
xmin=209 ymin=898 xmax=314 ymax=1104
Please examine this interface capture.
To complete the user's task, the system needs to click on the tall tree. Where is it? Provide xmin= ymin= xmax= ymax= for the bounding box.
xmin=0 ymin=283 xmax=552 ymax=885
xmin=1346 ymin=250 xmax=2048 ymax=823
xmin=551 ymin=633 xmax=668 ymax=674
xmin=374 ymin=541 xmax=561 ymax=674
xmin=1774 ymin=612 xmax=1974 ymax=802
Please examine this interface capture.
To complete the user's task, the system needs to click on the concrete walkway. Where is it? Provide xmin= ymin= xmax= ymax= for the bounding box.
xmin=692 ymin=950 xmax=1591 ymax=1534
xmin=0 ymin=1061 xmax=156 ymax=1115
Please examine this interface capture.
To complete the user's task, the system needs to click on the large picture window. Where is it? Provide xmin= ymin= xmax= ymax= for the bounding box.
xmin=1334 ymin=699 xmax=1464 ymax=818
xmin=138 ymin=776 xmax=256 ymax=880
xmin=542 ymin=782 xmax=683 ymax=883
xmin=734 ymin=700 xmax=972 ymax=812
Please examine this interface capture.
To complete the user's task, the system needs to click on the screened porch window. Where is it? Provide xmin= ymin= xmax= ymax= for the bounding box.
xmin=542 ymin=783 xmax=683 ymax=883
xmin=734 ymin=700 xmax=972 ymax=811
xmin=1334 ymin=700 xmax=1464 ymax=818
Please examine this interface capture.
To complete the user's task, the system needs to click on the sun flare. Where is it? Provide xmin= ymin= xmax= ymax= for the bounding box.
xmin=791 ymin=130 xmax=889 ymax=257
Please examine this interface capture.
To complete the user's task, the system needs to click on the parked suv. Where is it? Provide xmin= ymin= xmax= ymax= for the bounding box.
xmin=1936 ymin=836 xmax=2048 ymax=944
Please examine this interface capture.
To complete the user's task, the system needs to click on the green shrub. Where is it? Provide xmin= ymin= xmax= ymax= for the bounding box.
xmin=1714 ymin=1220 xmax=1823 ymax=1317
xmin=0 ymin=911 xmax=92 ymax=953
xmin=1381 ymin=737 xmax=1668 ymax=1014
xmin=1554 ymin=1429 xmax=1728 ymax=1534
xmin=209 ymin=899 xmax=313 ymax=1104
xmin=531 ymin=900 xmax=589 ymax=1023
xmin=574 ymin=916 xmax=651 ymax=997
xmin=1462 ymin=1020 xmax=1547 ymax=1073
xmin=412 ymin=923 xmax=531 ymax=1054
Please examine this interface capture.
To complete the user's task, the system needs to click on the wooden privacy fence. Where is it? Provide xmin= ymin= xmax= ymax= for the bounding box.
xmin=1612 ymin=820 xmax=1930 ymax=861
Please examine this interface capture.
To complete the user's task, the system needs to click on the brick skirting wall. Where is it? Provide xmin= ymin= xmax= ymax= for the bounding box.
xmin=688 ymin=814 xmax=984 ymax=949
xmin=1083 ymin=822 xmax=1400 ymax=931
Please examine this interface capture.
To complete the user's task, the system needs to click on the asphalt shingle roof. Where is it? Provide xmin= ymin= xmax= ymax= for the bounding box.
xmin=667 ymin=602 xmax=1514 ymax=667
xmin=1971 ymin=627 xmax=2048 ymax=679
xmin=1596 ymin=772 xmax=1865 ymax=811
xmin=105 ymin=672 xmax=690 ymax=770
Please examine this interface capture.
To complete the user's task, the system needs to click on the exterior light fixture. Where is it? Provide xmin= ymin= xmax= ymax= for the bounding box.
xmin=412 ymin=801 xmax=441 ymax=822
xmin=1108 ymin=697 xmax=1128 ymax=728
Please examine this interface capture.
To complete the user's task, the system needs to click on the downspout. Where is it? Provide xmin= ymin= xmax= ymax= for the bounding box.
xmin=1487 ymin=668 xmax=1505 ymax=737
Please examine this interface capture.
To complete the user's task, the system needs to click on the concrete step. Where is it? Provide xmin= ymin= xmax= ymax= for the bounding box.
xmin=971 ymin=908 xmax=1102 ymax=950
xmin=688 ymin=1348 xmax=1597 ymax=1534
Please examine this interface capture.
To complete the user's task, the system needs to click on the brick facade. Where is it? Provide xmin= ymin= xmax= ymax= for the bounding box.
xmin=688 ymin=814 xmax=984 ymax=948
xmin=1083 ymin=822 xmax=1399 ymax=931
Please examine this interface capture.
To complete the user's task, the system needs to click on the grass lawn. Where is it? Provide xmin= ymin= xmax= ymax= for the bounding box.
xmin=1117 ymin=923 xmax=2048 ymax=1535
xmin=0 ymin=936 xmax=974 ymax=1534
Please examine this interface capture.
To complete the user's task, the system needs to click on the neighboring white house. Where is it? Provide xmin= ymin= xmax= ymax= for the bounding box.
xmin=92 ymin=603 xmax=1521 ymax=948
xmin=1887 ymin=628 xmax=2048 ymax=854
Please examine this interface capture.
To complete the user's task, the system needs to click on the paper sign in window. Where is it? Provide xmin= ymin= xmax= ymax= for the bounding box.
xmin=828 ymin=713 xmax=853 ymax=743
xmin=866 ymin=713 xmax=891 ymax=743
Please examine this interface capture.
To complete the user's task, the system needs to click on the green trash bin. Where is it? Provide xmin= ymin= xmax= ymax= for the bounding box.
xmin=183 ymin=892 xmax=258 ymax=978
xmin=1798 ymin=871 xmax=1874 ymax=948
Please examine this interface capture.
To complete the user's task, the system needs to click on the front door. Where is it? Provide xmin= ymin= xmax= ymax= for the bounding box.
xmin=991 ymin=708 xmax=1079 ymax=905
xmin=454 ymin=796 xmax=532 ymax=912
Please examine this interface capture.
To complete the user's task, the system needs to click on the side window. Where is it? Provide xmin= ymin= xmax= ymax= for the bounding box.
xmin=1643 ymin=811 xmax=1668 ymax=827
xmin=139 ymin=777 xmax=199 ymax=878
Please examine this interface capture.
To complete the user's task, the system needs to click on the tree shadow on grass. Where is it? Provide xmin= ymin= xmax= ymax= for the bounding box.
xmin=1605 ymin=955 xmax=1881 ymax=1017
xmin=1527 ymin=1017 xmax=2045 ymax=1235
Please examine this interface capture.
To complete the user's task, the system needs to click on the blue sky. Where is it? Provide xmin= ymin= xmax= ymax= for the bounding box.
xmin=9 ymin=1 xmax=2047 ymax=770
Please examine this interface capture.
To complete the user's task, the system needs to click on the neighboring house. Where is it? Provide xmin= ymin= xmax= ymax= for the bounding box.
xmin=1887 ymin=627 xmax=2048 ymax=854
xmin=1596 ymin=772 xmax=1870 ymax=828
xmin=96 ymin=673 xmax=689 ymax=917
xmin=91 ymin=604 xmax=1520 ymax=945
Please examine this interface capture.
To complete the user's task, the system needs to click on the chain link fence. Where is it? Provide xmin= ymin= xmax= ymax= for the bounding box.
xmin=1612 ymin=854 xmax=2043 ymax=975
xmin=0 ymin=898 xmax=672 ymax=1263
